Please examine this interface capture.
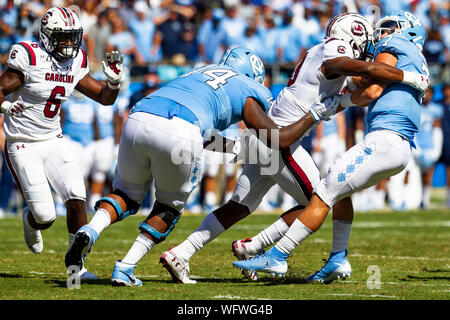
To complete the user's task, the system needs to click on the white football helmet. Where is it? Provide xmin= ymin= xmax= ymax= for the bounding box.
xmin=39 ymin=7 xmax=83 ymax=62
xmin=326 ymin=13 xmax=374 ymax=61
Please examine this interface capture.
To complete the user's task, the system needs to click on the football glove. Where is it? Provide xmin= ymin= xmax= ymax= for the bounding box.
xmin=1 ymin=98 xmax=33 ymax=116
xmin=402 ymin=71 xmax=429 ymax=96
xmin=309 ymin=96 xmax=339 ymax=121
xmin=102 ymin=50 xmax=124 ymax=89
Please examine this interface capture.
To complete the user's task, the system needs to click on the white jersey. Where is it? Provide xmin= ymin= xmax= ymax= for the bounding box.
xmin=268 ymin=38 xmax=354 ymax=129
xmin=4 ymin=41 xmax=89 ymax=142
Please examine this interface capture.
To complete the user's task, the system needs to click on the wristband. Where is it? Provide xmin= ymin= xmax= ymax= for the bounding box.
xmin=107 ymin=81 xmax=120 ymax=90
xmin=0 ymin=100 xmax=11 ymax=114
xmin=401 ymin=71 xmax=415 ymax=85
xmin=338 ymin=94 xmax=354 ymax=108
xmin=309 ymin=109 xmax=320 ymax=122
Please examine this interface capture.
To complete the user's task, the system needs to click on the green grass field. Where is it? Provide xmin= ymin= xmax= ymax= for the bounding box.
xmin=0 ymin=208 xmax=449 ymax=300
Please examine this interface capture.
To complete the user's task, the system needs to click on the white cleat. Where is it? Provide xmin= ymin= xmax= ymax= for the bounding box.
xmin=231 ymin=238 xmax=263 ymax=281
xmin=22 ymin=208 xmax=43 ymax=254
xmin=160 ymin=249 xmax=197 ymax=284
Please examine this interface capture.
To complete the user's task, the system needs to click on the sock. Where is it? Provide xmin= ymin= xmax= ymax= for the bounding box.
xmin=89 ymin=193 xmax=101 ymax=210
xmin=422 ymin=186 xmax=431 ymax=208
xmin=331 ymin=220 xmax=352 ymax=253
xmin=205 ymin=191 xmax=216 ymax=207
xmin=245 ymin=217 xmax=289 ymax=255
xmin=69 ymin=233 xmax=75 ymax=248
xmin=172 ymin=212 xmax=225 ymax=262
xmin=88 ymin=209 xmax=111 ymax=235
xmin=275 ymin=219 xmax=313 ymax=255
xmin=122 ymin=233 xmax=155 ymax=265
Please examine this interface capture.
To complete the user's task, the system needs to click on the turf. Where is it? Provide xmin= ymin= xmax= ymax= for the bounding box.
xmin=0 ymin=208 xmax=449 ymax=300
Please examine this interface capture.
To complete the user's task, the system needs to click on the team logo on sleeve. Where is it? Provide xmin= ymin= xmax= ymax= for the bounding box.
xmin=337 ymin=45 xmax=346 ymax=54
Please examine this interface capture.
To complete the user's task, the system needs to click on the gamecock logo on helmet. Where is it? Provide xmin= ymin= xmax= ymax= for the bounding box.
xmin=351 ymin=21 xmax=364 ymax=36
xmin=41 ymin=11 xmax=52 ymax=25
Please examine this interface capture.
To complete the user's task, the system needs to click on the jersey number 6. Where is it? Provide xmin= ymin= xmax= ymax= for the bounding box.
xmin=44 ymin=86 xmax=65 ymax=118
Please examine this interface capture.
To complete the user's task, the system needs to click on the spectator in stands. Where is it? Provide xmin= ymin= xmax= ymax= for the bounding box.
xmin=277 ymin=8 xmax=305 ymax=65
xmin=221 ymin=5 xmax=247 ymax=47
xmin=158 ymin=6 xmax=187 ymax=61
xmin=197 ymin=7 xmax=226 ymax=63
xmin=129 ymin=1 xmax=162 ymax=64
xmin=177 ymin=22 xmax=199 ymax=63
xmin=86 ymin=9 xmax=111 ymax=68
xmin=258 ymin=15 xmax=278 ymax=64
xmin=106 ymin=13 xmax=144 ymax=68
xmin=78 ymin=0 xmax=98 ymax=38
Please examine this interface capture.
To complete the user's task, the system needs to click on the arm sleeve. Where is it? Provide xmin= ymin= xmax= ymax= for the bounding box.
xmin=323 ymin=39 xmax=354 ymax=61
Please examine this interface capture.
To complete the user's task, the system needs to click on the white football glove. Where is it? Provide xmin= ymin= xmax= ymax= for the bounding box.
xmin=0 ymin=98 xmax=33 ymax=116
xmin=402 ymin=71 xmax=430 ymax=96
xmin=309 ymin=96 xmax=340 ymax=121
xmin=102 ymin=50 xmax=124 ymax=88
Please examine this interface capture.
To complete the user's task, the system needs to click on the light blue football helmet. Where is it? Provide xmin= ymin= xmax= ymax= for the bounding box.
xmin=219 ymin=47 xmax=265 ymax=85
xmin=374 ymin=10 xmax=426 ymax=51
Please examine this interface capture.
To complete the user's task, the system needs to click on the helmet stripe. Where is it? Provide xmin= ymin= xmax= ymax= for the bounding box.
xmin=56 ymin=7 xmax=68 ymax=26
xmin=62 ymin=7 xmax=74 ymax=27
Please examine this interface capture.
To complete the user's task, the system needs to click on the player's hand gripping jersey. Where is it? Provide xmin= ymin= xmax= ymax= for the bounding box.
xmin=367 ymin=33 xmax=429 ymax=143
xmin=4 ymin=41 xmax=89 ymax=142
xmin=268 ymin=38 xmax=354 ymax=129
xmin=131 ymin=64 xmax=273 ymax=136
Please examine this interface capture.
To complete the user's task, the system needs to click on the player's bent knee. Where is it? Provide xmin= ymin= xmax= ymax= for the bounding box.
xmin=94 ymin=189 xmax=140 ymax=221
xmin=139 ymin=202 xmax=181 ymax=243
xmin=68 ymin=183 xmax=87 ymax=201
xmin=28 ymin=207 xmax=55 ymax=230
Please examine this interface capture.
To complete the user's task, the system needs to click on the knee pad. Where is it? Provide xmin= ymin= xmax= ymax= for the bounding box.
xmin=29 ymin=204 xmax=56 ymax=227
xmin=138 ymin=202 xmax=181 ymax=243
xmin=94 ymin=189 xmax=140 ymax=221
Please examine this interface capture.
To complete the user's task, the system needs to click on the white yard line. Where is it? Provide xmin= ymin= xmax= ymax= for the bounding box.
xmin=319 ymin=293 xmax=398 ymax=299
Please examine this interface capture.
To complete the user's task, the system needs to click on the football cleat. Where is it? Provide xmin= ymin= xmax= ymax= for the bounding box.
xmin=78 ymin=267 xmax=98 ymax=281
xmin=111 ymin=260 xmax=142 ymax=287
xmin=232 ymin=246 xmax=288 ymax=278
xmin=305 ymin=250 xmax=352 ymax=284
xmin=160 ymin=249 xmax=197 ymax=284
xmin=231 ymin=238 xmax=264 ymax=281
xmin=65 ymin=225 xmax=98 ymax=270
xmin=22 ymin=208 xmax=43 ymax=254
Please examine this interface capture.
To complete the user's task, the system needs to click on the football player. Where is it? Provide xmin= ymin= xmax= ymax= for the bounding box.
xmin=0 ymin=7 xmax=124 ymax=279
xmin=65 ymin=46 xmax=340 ymax=286
xmin=233 ymin=10 xmax=430 ymax=283
xmin=161 ymin=13 xmax=430 ymax=284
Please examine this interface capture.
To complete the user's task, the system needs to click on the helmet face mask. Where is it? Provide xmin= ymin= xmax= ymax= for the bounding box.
xmin=219 ymin=47 xmax=265 ymax=85
xmin=374 ymin=10 xmax=426 ymax=51
xmin=39 ymin=7 xmax=83 ymax=62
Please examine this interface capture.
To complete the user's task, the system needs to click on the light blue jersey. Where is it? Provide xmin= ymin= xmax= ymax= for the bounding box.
xmin=415 ymin=101 xmax=443 ymax=150
xmin=62 ymin=95 xmax=95 ymax=146
xmin=367 ymin=33 xmax=428 ymax=144
xmin=131 ymin=64 xmax=273 ymax=135
xmin=95 ymin=89 xmax=129 ymax=140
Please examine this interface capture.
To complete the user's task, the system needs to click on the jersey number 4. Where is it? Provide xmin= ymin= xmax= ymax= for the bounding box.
xmin=203 ymin=69 xmax=237 ymax=90
xmin=44 ymin=86 xmax=65 ymax=118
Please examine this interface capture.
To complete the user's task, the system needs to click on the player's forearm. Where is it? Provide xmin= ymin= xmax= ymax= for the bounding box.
xmin=276 ymin=113 xmax=316 ymax=149
xmin=343 ymin=85 xmax=382 ymax=107
xmin=97 ymin=83 xmax=120 ymax=105
xmin=361 ymin=61 xmax=404 ymax=82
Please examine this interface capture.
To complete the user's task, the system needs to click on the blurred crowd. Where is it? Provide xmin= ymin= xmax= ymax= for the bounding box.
xmin=0 ymin=0 xmax=449 ymax=218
